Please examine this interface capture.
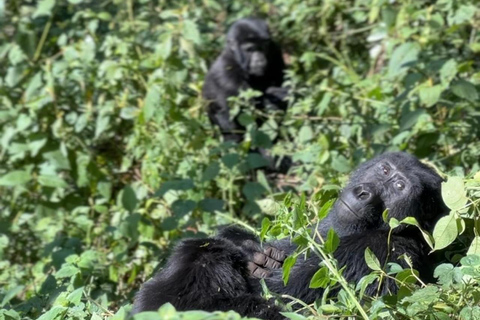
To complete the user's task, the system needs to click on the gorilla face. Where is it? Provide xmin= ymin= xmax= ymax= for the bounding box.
xmin=331 ymin=152 xmax=448 ymax=235
xmin=240 ymin=41 xmax=269 ymax=76
xmin=226 ymin=18 xmax=272 ymax=77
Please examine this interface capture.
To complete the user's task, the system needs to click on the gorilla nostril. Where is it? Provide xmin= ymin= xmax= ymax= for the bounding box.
xmin=353 ymin=185 xmax=371 ymax=201
xmin=358 ymin=191 xmax=370 ymax=201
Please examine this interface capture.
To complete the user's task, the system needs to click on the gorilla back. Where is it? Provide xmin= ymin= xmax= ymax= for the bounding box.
xmin=133 ymin=152 xmax=449 ymax=319
xmin=202 ymin=18 xmax=286 ymax=143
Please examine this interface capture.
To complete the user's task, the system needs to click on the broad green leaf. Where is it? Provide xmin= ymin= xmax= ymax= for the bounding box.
xmin=451 ymin=80 xmax=479 ymax=102
xmin=256 ymin=199 xmax=280 ymax=216
xmin=221 ymin=153 xmax=240 ymax=169
xmin=55 ymin=264 xmax=80 ymax=278
xmin=440 ymin=59 xmax=457 ymax=85
xmin=259 ymin=217 xmax=270 ymax=240
xmin=198 ymin=198 xmax=224 ymax=213
xmin=282 ymin=255 xmax=297 ymax=285
xmin=318 ymin=199 xmax=335 ymax=221
xmin=0 ymin=170 xmax=31 ymax=186
xmin=441 ymin=176 xmax=468 ymax=210
xmin=419 ymin=85 xmax=443 ymax=107
xmin=182 ymin=20 xmax=200 ymax=44
xmin=331 ymin=154 xmax=351 ymax=173
xmin=467 ymin=237 xmax=480 ymax=256
xmin=388 ymin=42 xmax=420 ymax=78
xmin=281 ymin=312 xmax=309 ymax=320
xmin=365 ymin=247 xmax=381 ymax=271
xmin=122 ymin=185 xmax=138 ymax=212
xmin=324 ymin=228 xmax=339 ymax=254
xmin=201 ymin=162 xmax=220 ymax=182
xmin=37 ymin=306 xmax=67 ymax=320
xmin=144 ymin=85 xmax=161 ymax=121
xmin=33 ymin=0 xmax=55 ymax=18
xmin=38 ymin=175 xmax=68 ymax=188
xmin=309 ymin=266 xmax=330 ymax=288
xmin=155 ymin=179 xmax=194 ymax=197
xmin=432 ymin=213 xmax=458 ymax=250
xmin=298 ymin=125 xmax=313 ymax=143
xmin=400 ymin=217 xmax=434 ymax=249
xmin=156 ymin=33 xmax=172 ymax=59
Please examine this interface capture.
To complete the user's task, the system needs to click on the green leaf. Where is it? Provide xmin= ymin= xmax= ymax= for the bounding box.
xmin=400 ymin=217 xmax=434 ymax=249
xmin=221 ymin=153 xmax=240 ymax=169
xmin=155 ymin=179 xmax=194 ymax=197
xmin=246 ymin=153 xmax=269 ymax=169
xmin=33 ymin=0 xmax=55 ymax=18
xmin=467 ymin=237 xmax=480 ymax=256
xmin=259 ymin=217 xmax=270 ymax=241
xmin=442 ymin=176 xmax=468 ymax=211
xmin=242 ymin=182 xmax=266 ymax=201
xmin=364 ymin=247 xmax=381 ymax=271
xmin=256 ymin=199 xmax=280 ymax=216
xmin=451 ymin=79 xmax=479 ymax=102
xmin=432 ymin=213 xmax=458 ymax=250
xmin=0 ymin=170 xmax=31 ymax=186
xmin=440 ymin=59 xmax=457 ymax=85
xmin=331 ymin=154 xmax=351 ymax=173
xmin=182 ymin=20 xmax=200 ymax=44
xmin=281 ymin=313 xmax=309 ymax=320
xmin=201 ymin=162 xmax=220 ymax=182
xmin=318 ymin=199 xmax=335 ymax=221
xmin=156 ymin=33 xmax=173 ymax=59
xmin=388 ymin=42 xmax=420 ymax=78
xmin=309 ymin=266 xmax=329 ymax=288
xmin=419 ymin=85 xmax=443 ymax=107
xmin=198 ymin=198 xmax=224 ymax=213
xmin=55 ymin=264 xmax=80 ymax=278
xmin=122 ymin=185 xmax=138 ymax=212
xmin=38 ymin=175 xmax=68 ymax=188
xmin=144 ymin=85 xmax=161 ymax=121
xmin=324 ymin=228 xmax=339 ymax=254
xmin=298 ymin=125 xmax=313 ymax=143
xmin=37 ymin=306 xmax=67 ymax=320
xmin=282 ymin=255 xmax=297 ymax=285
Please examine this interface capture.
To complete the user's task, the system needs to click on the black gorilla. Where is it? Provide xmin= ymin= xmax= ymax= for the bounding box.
xmin=133 ymin=152 xmax=449 ymax=319
xmin=202 ymin=18 xmax=287 ymax=143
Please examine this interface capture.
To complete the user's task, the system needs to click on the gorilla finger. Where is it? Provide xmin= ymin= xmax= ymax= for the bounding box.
xmin=253 ymin=252 xmax=268 ymax=265
xmin=264 ymin=258 xmax=282 ymax=269
xmin=248 ymin=262 xmax=270 ymax=278
xmin=264 ymin=247 xmax=286 ymax=262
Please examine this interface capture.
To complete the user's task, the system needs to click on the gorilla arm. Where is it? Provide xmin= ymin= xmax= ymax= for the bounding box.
xmin=263 ymin=229 xmax=431 ymax=303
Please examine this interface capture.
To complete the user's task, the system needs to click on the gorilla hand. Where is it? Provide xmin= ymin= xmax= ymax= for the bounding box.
xmin=248 ymin=246 xmax=286 ymax=279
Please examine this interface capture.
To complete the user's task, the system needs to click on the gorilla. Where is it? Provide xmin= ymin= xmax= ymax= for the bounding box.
xmin=202 ymin=18 xmax=287 ymax=143
xmin=133 ymin=152 xmax=449 ymax=319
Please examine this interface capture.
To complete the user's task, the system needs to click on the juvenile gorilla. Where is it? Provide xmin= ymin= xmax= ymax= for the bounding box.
xmin=133 ymin=152 xmax=449 ymax=319
xmin=202 ymin=18 xmax=287 ymax=143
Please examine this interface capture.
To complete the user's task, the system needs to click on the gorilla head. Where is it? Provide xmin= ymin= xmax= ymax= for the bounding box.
xmin=328 ymin=152 xmax=449 ymax=237
xmin=226 ymin=18 xmax=272 ymax=77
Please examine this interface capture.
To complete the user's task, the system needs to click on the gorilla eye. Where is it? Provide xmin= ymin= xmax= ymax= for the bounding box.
xmin=380 ymin=165 xmax=390 ymax=175
xmin=395 ymin=181 xmax=405 ymax=190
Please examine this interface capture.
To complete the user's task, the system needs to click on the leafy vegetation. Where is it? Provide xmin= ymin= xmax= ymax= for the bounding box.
xmin=1 ymin=0 xmax=479 ymax=319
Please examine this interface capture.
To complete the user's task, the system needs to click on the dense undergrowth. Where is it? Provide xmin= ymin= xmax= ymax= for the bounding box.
xmin=1 ymin=0 xmax=480 ymax=319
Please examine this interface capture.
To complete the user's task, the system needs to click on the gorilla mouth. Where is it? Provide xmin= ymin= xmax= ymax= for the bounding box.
xmin=338 ymin=199 xmax=361 ymax=219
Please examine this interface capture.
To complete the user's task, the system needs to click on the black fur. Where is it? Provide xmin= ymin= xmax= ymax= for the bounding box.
xmin=133 ymin=152 xmax=449 ymax=319
xmin=202 ymin=18 xmax=287 ymax=143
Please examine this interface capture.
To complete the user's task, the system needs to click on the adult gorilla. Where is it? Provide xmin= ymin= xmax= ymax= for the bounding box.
xmin=133 ymin=152 xmax=449 ymax=319
xmin=202 ymin=18 xmax=287 ymax=143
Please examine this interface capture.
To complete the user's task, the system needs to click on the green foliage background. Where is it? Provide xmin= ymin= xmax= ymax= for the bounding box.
xmin=0 ymin=0 xmax=480 ymax=319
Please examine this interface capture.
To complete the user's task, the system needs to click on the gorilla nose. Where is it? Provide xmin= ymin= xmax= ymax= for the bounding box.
xmin=353 ymin=184 xmax=372 ymax=201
